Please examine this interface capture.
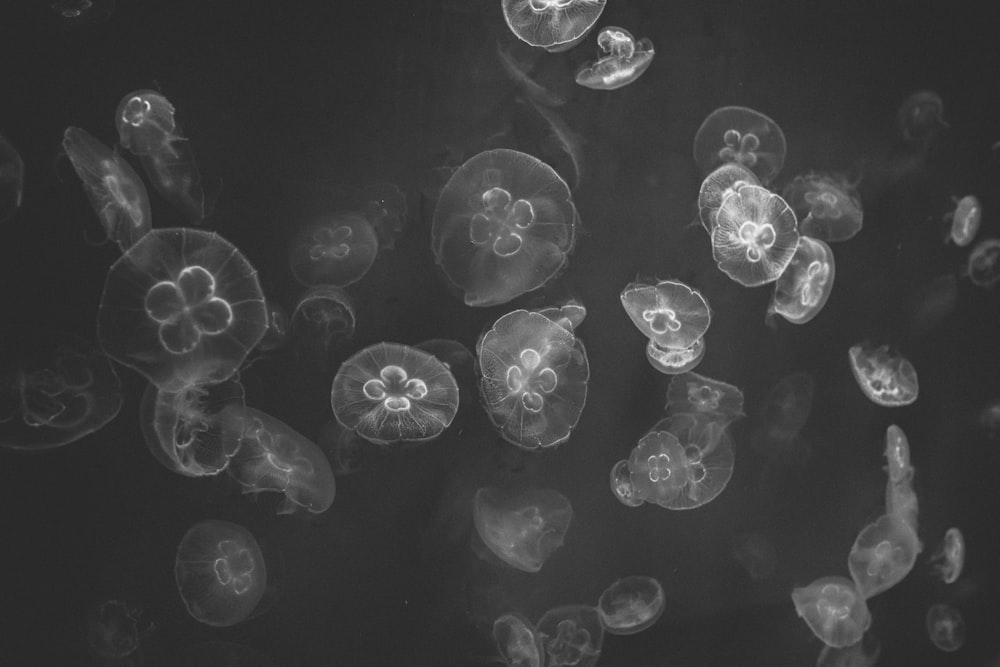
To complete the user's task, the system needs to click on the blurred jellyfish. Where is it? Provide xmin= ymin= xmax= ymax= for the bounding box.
xmin=63 ymin=126 xmax=151 ymax=251
xmin=980 ymin=398 xmax=1000 ymax=437
xmin=609 ymin=458 xmax=643 ymax=507
xmin=664 ymin=371 xmax=745 ymax=424
xmin=966 ymin=238 xmax=1000 ymax=288
xmin=767 ymin=237 xmax=836 ymax=326
xmin=847 ymin=513 xmax=921 ymax=600
xmin=816 ymin=629 xmax=881 ymax=667
xmin=290 ymin=285 xmax=356 ymax=355
xmin=477 ymin=309 xmax=589 ymax=449
xmin=596 ymin=575 xmax=664 ymax=635
xmin=731 ymin=532 xmax=777 ymax=580
xmin=289 ymin=212 xmax=378 ymax=287
xmin=782 ymin=173 xmax=864 ymax=243
xmin=926 ymin=604 xmax=965 ymax=652
xmin=98 ymin=228 xmax=267 ymax=391
xmin=501 ymin=0 xmax=606 ymax=52
xmin=750 ymin=372 xmax=814 ymax=462
xmin=317 ymin=419 xmax=369 ymax=476
xmin=493 ymin=613 xmax=544 ymax=667
xmin=362 ymin=181 xmax=408 ymax=251
xmin=897 ymin=90 xmax=948 ymax=143
xmin=645 ymin=337 xmax=706 ymax=376
xmin=883 ymin=425 xmax=918 ymax=528
xmin=331 ymin=342 xmax=460 ymax=445
xmin=713 ymin=185 xmax=800 ymax=287
xmin=472 ymin=486 xmax=573 ymax=573
xmin=256 ymin=300 xmax=289 ymax=353
xmin=84 ymin=599 xmax=153 ymax=661
xmin=115 ymin=89 xmax=205 ymax=222
xmin=0 ymin=131 xmax=24 ymax=223
xmin=848 ymin=343 xmax=919 ymax=407
xmin=431 ymin=149 xmax=578 ymax=307
xmin=575 ymin=27 xmax=655 ymax=91
xmin=791 ymin=576 xmax=871 ymax=649
xmin=944 ymin=195 xmax=981 ymax=247
xmin=693 ymin=106 xmax=787 ymax=185
xmin=620 ymin=279 xmax=711 ymax=350
xmin=174 ymin=520 xmax=267 ymax=627
xmin=49 ymin=0 xmax=115 ymax=28
xmin=698 ymin=163 xmax=760 ymax=234
xmin=930 ymin=528 xmax=965 ymax=584
xmin=536 ymin=605 xmax=604 ymax=667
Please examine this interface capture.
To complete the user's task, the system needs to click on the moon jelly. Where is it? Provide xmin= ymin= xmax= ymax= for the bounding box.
xmin=693 ymin=106 xmax=787 ymax=185
xmin=289 ymin=212 xmax=378 ymax=287
xmin=697 ymin=163 xmax=760 ymax=234
xmin=847 ymin=513 xmax=921 ymax=600
xmin=645 ymin=337 xmax=706 ymax=376
xmin=791 ymin=577 xmax=871 ymax=649
xmin=620 ymin=279 xmax=711 ymax=351
xmin=536 ymin=605 xmax=604 ymax=667
xmin=98 ymin=228 xmax=268 ymax=391
xmin=85 ymin=599 xmax=152 ymax=660
xmin=930 ymin=527 xmax=964 ymax=584
xmin=575 ymin=26 xmax=654 ymax=91
xmin=472 ymin=486 xmax=573 ymax=573
xmin=664 ymin=371 xmax=745 ymax=424
xmin=432 ymin=149 xmax=577 ymax=307
xmin=0 ymin=131 xmax=23 ymax=223
xmin=290 ymin=285 xmax=356 ymax=353
xmin=609 ymin=458 xmax=643 ymax=507
xmin=883 ymin=424 xmax=918 ymax=528
xmin=767 ymin=236 xmax=836 ymax=325
xmin=596 ymin=575 xmax=665 ymax=635
xmin=501 ymin=0 xmax=606 ymax=53
xmin=965 ymin=238 xmax=1000 ymax=288
xmin=897 ymin=90 xmax=948 ymax=143
xmin=945 ymin=195 xmax=981 ymax=247
xmin=713 ymin=185 xmax=799 ymax=287
xmin=925 ymin=604 xmax=965 ymax=652
xmin=477 ymin=309 xmax=589 ymax=449
xmin=782 ymin=173 xmax=863 ymax=243
xmin=848 ymin=343 xmax=919 ymax=407
xmin=493 ymin=613 xmax=544 ymax=667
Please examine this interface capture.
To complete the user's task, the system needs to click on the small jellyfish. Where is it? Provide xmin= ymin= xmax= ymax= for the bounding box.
xmin=847 ymin=513 xmax=921 ymax=600
xmin=477 ymin=309 xmax=590 ymax=449
xmin=883 ymin=424 xmax=918 ymax=528
xmin=362 ymin=181 xmax=408 ymax=251
xmin=596 ymin=575 xmax=665 ymax=635
xmin=331 ymin=342 xmax=460 ymax=445
xmin=620 ymin=279 xmax=711 ymax=351
xmin=848 ymin=343 xmax=919 ymax=407
xmin=930 ymin=528 xmax=965 ymax=584
xmin=791 ymin=576 xmax=871 ymax=649
xmin=0 ymin=131 xmax=24 ymax=223
xmin=501 ymin=0 xmax=606 ymax=53
xmin=115 ymin=89 xmax=205 ymax=222
xmin=290 ymin=285 xmax=356 ymax=354
xmin=697 ymin=163 xmax=760 ymax=234
xmin=174 ymin=520 xmax=267 ymax=627
xmin=85 ymin=599 xmax=153 ymax=660
xmin=693 ymin=106 xmax=787 ymax=185
xmin=536 ymin=605 xmax=604 ymax=667
xmin=945 ymin=195 xmax=981 ymax=247
xmin=472 ymin=486 xmax=573 ymax=573
xmin=609 ymin=458 xmax=643 ymax=507
xmin=965 ymin=238 xmax=1000 ymax=288
xmin=782 ymin=173 xmax=864 ymax=243
xmin=493 ymin=613 xmax=544 ymax=667
xmin=925 ymin=603 xmax=965 ymax=652
xmin=98 ymin=228 xmax=268 ymax=391
xmin=575 ymin=26 xmax=655 ymax=91
xmin=432 ymin=149 xmax=577 ymax=307
xmin=713 ymin=185 xmax=800 ymax=287
xmin=289 ymin=212 xmax=379 ymax=287
xmin=664 ymin=371 xmax=745 ymax=424
xmin=767 ymin=236 xmax=836 ymax=325
xmin=645 ymin=337 xmax=706 ymax=376
xmin=897 ymin=90 xmax=948 ymax=143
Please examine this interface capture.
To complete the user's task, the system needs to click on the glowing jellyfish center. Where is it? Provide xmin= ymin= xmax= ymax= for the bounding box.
xmin=529 ymin=0 xmax=575 ymax=10
xmin=868 ymin=540 xmax=900 ymax=575
xmin=688 ymin=384 xmax=722 ymax=410
xmin=598 ymin=29 xmax=635 ymax=59
xmin=800 ymin=261 xmax=827 ymax=306
xmin=646 ymin=452 xmax=673 ymax=483
xmin=806 ymin=189 xmax=843 ymax=218
xmin=469 ymin=187 xmax=535 ymax=257
xmin=212 ymin=540 xmax=254 ymax=594
xmin=308 ymin=224 xmax=353 ymax=261
xmin=506 ymin=347 xmax=559 ymax=413
xmin=362 ymin=365 xmax=429 ymax=413
xmin=548 ymin=620 xmax=594 ymax=661
xmin=720 ymin=129 xmax=760 ymax=167
xmin=122 ymin=96 xmax=151 ymax=127
xmin=737 ymin=219 xmax=777 ymax=262
xmin=642 ymin=306 xmax=681 ymax=335
xmin=19 ymin=365 xmax=94 ymax=429
xmin=143 ymin=265 xmax=235 ymax=355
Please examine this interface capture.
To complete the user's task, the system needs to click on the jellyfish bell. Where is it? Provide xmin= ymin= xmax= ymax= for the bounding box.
xmin=925 ymin=604 xmax=965 ymax=652
xmin=847 ymin=513 xmax=921 ymax=599
xmin=897 ymin=90 xmax=949 ymax=143
xmin=645 ymin=337 xmax=706 ymax=375
xmin=782 ymin=172 xmax=863 ymax=243
xmin=929 ymin=527 xmax=965 ymax=584
xmin=501 ymin=0 xmax=606 ymax=53
xmin=533 ymin=299 xmax=587 ymax=333
xmin=0 ymin=131 xmax=24 ymax=223
xmin=536 ymin=604 xmax=604 ymax=667
xmin=289 ymin=285 xmax=356 ymax=356
xmin=767 ymin=236 xmax=836 ymax=325
xmin=664 ymin=371 xmax=745 ymax=423
xmin=596 ymin=575 xmax=665 ymax=635
xmin=944 ymin=195 xmax=981 ymax=247
xmin=620 ymin=279 xmax=711 ymax=350
xmin=289 ymin=211 xmax=379 ymax=287
xmin=609 ymin=458 xmax=643 ymax=507
xmin=472 ymin=486 xmax=573 ymax=573
xmin=693 ymin=106 xmax=787 ymax=185
xmin=698 ymin=163 xmax=760 ymax=234
xmin=493 ymin=613 xmax=544 ymax=667
xmin=575 ymin=26 xmax=655 ymax=91
xmin=848 ymin=343 xmax=919 ymax=407
xmin=712 ymin=185 xmax=799 ymax=287
xmin=791 ymin=576 xmax=871 ymax=649
xmin=964 ymin=237 xmax=1000 ymax=288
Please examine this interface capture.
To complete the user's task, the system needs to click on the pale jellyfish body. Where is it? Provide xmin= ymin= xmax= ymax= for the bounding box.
xmin=536 ymin=605 xmax=604 ymax=667
xmin=289 ymin=212 xmax=379 ymax=287
xmin=620 ymin=279 xmax=711 ymax=350
xmin=966 ymin=238 xmax=1000 ymax=288
xmin=0 ymin=131 xmax=24 ymax=222
xmin=847 ymin=513 xmax=921 ymax=599
xmin=596 ymin=575 xmax=665 ymax=635
xmin=493 ymin=613 xmax=544 ymax=667
xmin=501 ymin=0 xmax=606 ymax=52
xmin=645 ymin=337 xmax=706 ymax=375
xmin=609 ymin=458 xmax=643 ymax=507
xmin=791 ymin=576 xmax=871 ymax=649
xmin=926 ymin=604 xmax=965 ymax=652
xmin=698 ymin=163 xmax=760 ymax=234
xmin=664 ymin=371 xmax=745 ymax=424
xmin=947 ymin=195 xmax=981 ymax=247
xmin=848 ymin=344 xmax=919 ymax=407
xmin=712 ymin=185 xmax=799 ymax=287
xmin=693 ymin=106 xmax=787 ymax=185
xmin=768 ymin=236 xmax=836 ymax=325
xmin=930 ymin=527 xmax=965 ymax=584
xmin=472 ymin=486 xmax=573 ymax=573
xmin=575 ymin=27 xmax=655 ymax=90
xmin=782 ymin=173 xmax=863 ymax=243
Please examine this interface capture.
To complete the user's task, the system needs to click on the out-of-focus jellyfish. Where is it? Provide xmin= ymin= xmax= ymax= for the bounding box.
xmin=362 ymin=181 xmax=408 ymax=251
xmin=883 ymin=425 xmax=918 ymax=528
xmin=816 ymin=632 xmax=881 ymax=667
xmin=791 ymin=576 xmax=871 ymax=649
xmin=713 ymin=185 xmax=800 ymax=287
xmin=331 ymin=342 xmax=460 ymax=445
xmin=596 ymin=575 xmax=665 ymax=635
xmin=698 ymin=163 xmax=760 ymax=234
xmin=664 ymin=371 xmax=745 ymax=424
xmin=575 ymin=26 xmax=655 ymax=91
xmin=731 ymin=532 xmax=777 ymax=580
xmin=0 ymin=131 xmax=24 ymax=223
xmin=750 ymin=372 xmax=814 ymax=462
xmin=645 ymin=337 xmax=706 ymax=375
xmin=431 ymin=149 xmax=577 ymax=307
xmin=848 ymin=343 xmax=919 ymax=407
xmin=620 ymin=279 xmax=711 ymax=350
xmin=693 ymin=106 xmax=787 ymax=185
xmin=289 ymin=212 xmax=378 ymax=287
xmin=477 ymin=309 xmax=589 ymax=449
xmin=897 ymin=91 xmax=948 ymax=143
xmin=472 ymin=486 xmax=573 ymax=573
xmin=980 ymin=398 xmax=1000 ymax=437
xmin=782 ymin=173 xmax=863 ymax=243
xmin=139 ymin=378 xmax=244 ymax=477
xmin=98 ymin=228 xmax=268 ymax=391
xmin=317 ymin=419 xmax=369 ymax=476
xmin=0 ymin=340 xmax=123 ymax=451
xmin=930 ymin=528 xmax=965 ymax=584
xmin=925 ymin=603 xmax=965 ymax=652
xmin=62 ymin=127 xmax=151 ymax=251
xmin=221 ymin=406 xmax=336 ymax=514
xmin=945 ymin=195 xmax=981 ymax=247
xmin=609 ymin=458 xmax=643 ymax=507
xmin=536 ymin=605 xmax=604 ymax=667
xmin=493 ymin=613 xmax=544 ymax=667
xmin=115 ymin=89 xmax=205 ymax=222
xmin=49 ymin=0 xmax=115 ymax=28
xmin=847 ymin=514 xmax=921 ymax=600
xmin=767 ymin=236 xmax=835 ymax=326
xmin=534 ymin=299 xmax=587 ymax=333
xmin=256 ymin=301 xmax=289 ymax=353
xmin=290 ymin=285 xmax=356 ymax=354
xmin=174 ymin=520 xmax=267 ymax=627
xmin=85 ymin=599 xmax=153 ymax=660
xmin=965 ymin=238 xmax=1000 ymax=288
xmin=501 ymin=0 xmax=606 ymax=53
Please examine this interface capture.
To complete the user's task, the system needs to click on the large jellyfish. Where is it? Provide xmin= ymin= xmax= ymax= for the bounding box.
xmin=97 ymin=228 xmax=268 ymax=391
xmin=432 ymin=149 xmax=578 ymax=307
xmin=693 ymin=106 xmax=787 ymax=185
xmin=472 ymin=486 xmax=573 ymax=573
xmin=288 ymin=212 xmax=379 ymax=287
xmin=664 ymin=371 xmax=745 ymax=424
xmin=575 ymin=26 xmax=655 ymax=91
xmin=501 ymin=0 xmax=606 ymax=53
xmin=929 ymin=527 xmax=964 ymax=584
xmin=536 ymin=605 xmax=604 ymax=667
xmin=697 ymin=163 xmax=760 ymax=234
xmin=767 ymin=236 xmax=836 ymax=325
xmin=782 ymin=173 xmax=863 ymax=243
xmin=712 ymin=185 xmax=799 ymax=287
xmin=596 ymin=575 xmax=665 ymax=635
xmin=620 ymin=279 xmax=711 ymax=351
xmin=477 ymin=309 xmax=589 ymax=449
xmin=0 ymin=131 xmax=23 ymax=223
xmin=848 ymin=343 xmax=919 ymax=407
xmin=791 ymin=576 xmax=871 ymax=649
xmin=493 ymin=613 xmax=544 ymax=667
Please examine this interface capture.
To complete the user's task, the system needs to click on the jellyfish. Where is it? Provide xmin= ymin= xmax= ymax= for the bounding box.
xmin=290 ymin=285 xmax=356 ymax=354
xmin=501 ymin=0 xmax=606 ymax=53
xmin=0 ymin=131 xmax=24 ymax=223
xmin=929 ymin=528 xmax=964 ymax=584
xmin=221 ymin=406 xmax=336 ymax=514
xmin=750 ymin=372 xmax=815 ymax=461
xmin=534 ymin=299 xmax=587 ymax=333
xmin=767 ymin=236 xmax=836 ymax=325
xmin=575 ymin=26 xmax=655 ymax=90
xmin=620 ymin=279 xmax=711 ymax=351
xmin=431 ymin=149 xmax=577 ymax=307
xmin=289 ymin=212 xmax=379 ymax=287
xmin=925 ymin=604 xmax=965 ymax=652
xmin=493 ymin=613 xmax=544 ymax=667
xmin=317 ymin=419 xmax=369 ymax=476
xmin=848 ymin=343 xmax=919 ymax=407
xmin=944 ymin=195 xmax=981 ymax=247
xmin=596 ymin=575 xmax=665 ymax=635
xmin=883 ymin=424 xmax=918 ymax=528
xmin=697 ymin=163 xmax=760 ymax=234
xmin=536 ymin=605 xmax=604 ymax=667
xmin=693 ymin=106 xmax=787 ymax=185
xmin=115 ymin=89 xmax=204 ymax=222
xmin=782 ymin=173 xmax=864 ymax=243
xmin=331 ymin=342 xmax=460 ymax=445
xmin=362 ymin=181 xmax=408 ymax=251
xmin=97 ymin=228 xmax=268 ymax=391
xmin=965 ymin=238 xmax=1000 ymax=288
xmin=791 ymin=576 xmax=871 ymax=649
xmin=847 ymin=513 xmax=921 ymax=600
xmin=645 ymin=337 xmax=706 ymax=376
xmin=174 ymin=520 xmax=267 ymax=627
xmin=609 ymin=458 xmax=643 ymax=507
xmin=84 ymin=599 xmax=153 ymax=660
xmin=62 ymin=127 xmax=151 ymax=251
xmin=713 ymin=185 xmax=800 ymax=287
xmin=472 ymin=486 xmax=573 ymax=573
xmin=664 ymin=371 xmax=745 ymax=424
xmin=477 ymin=309 xmax=589 ymax=449
xmin=897 ymin=90 xmax=948 ymax=143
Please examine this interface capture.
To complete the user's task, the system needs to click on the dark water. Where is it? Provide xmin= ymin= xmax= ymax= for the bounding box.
xmin=1 ymin=1 xmax=999 ymax=665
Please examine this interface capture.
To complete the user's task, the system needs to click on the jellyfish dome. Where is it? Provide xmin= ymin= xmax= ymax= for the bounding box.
xmin=477 ymin=309 xmax=590 ymax=449
xmin=98 ymin=228 xmax=268 ymax=391
xmin=501 ymin=0 xmax=606 ymax=53
xmin=782 ymin=173 xmax=864 ymax=243
xmin=473 ymin=486 xmax=573 ymax=573
xmin=596 ymin=575 xmax=665 ymax=635
xmin=693 ymin=106 xmax=787 ymax=185
xmin=664 ymin=371 xmax=745 ymax=424
xmin=575 ymin=26 xmax=655 ymax=91
xmin=620 ymin=279 xmax=711 ymax=350
xmin=645 ymin=337 xmax=706 ymax=376
xmin=791 ymin=576 xmax=871 ymax=649
xmin=947 ymin=195 xmax=981 ymax=247
xmin=536 ymin=604 xmax=605 ymax=667
xmin=767 ymin=236 xmax=836 ymax=325
xmin=697 ymin=163 xmax=760 ymax=234
xmin=431 ymin=149 xmax=577 ymax=307
xmin=848 ymin=343 xmax=919 ymax=407
xmin=330 ymin=342 xmax=460 ymax=445
xmin=712 ymin=185 xmax=799 ymax=287
xmin=288 ymin=211 xmax=379 ymax=287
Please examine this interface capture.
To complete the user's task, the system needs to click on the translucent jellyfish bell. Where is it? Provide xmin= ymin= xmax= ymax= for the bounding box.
xmin=575 ymin=26 xmax=655 ymax=91
xmin=930 ymin=527 xmax=965 ymax=584
xmin=645 ymin=337 xmax=706 ymax=375
xmin=664 ymin=371 xmax=745 ymax=424
xmin=289 ymin=212 xmax=378 ymax=287
xmin=0 ymin=131 xmax=24 ymax=223
xmin=536 ymin=605 xmax=604 ymax=667
xmin=693 ymin=106 xmax=787 ymax=185
xmin=290 ymin=285 xmax=356 ymax=353
xmin=782 ymin=173 xmax=864 ymax=243
xmin=620 ymin=279 xmax=711 ymax=350
xmin=791 ymin=576 xmax=871 ymax=649
xmin=596 ymin=575 xmax=665 ymax=635
xmin=85 ymin=599 xmax=153 ymax=661
xmin=472 ymin=486 xmax=573 ymax=573
xmin=330 ymin=342 xmax=460 ymax=445
xmin=897 ymin=90 xmax=948 ymax=143
xmin=493 ymin=614 xmax=543 ymax=667
xmin=848 ymin=343 xmax=919 ymax=407
xmin=697 ymin=163 xmax=760 ymax=234
xmin=432 ymin=149 xmax=578 ymax=307
xmin=965 ymin=238 xmax=1000 ymax=288
xmin=713 ymin=185 xmax=799 ymax=287
xmin=925 ymin=604 xmax=965 ymax=652
xmin=501 ymin=0 xmax=606 ymax=53
xmin=477 ymin=309 xmax=590 ymax=449
xmin=609 ymin=458 xmax=643 ymax=507
xmin=767 ymin=236 xmax=836 ymax=325
xmin=945 ymin=195 xmax=981 ymax=247
xmin=847 ymin=513 xmax=921 ymax=599
xmin=883 ymin=424 xmax=918 ymax=527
